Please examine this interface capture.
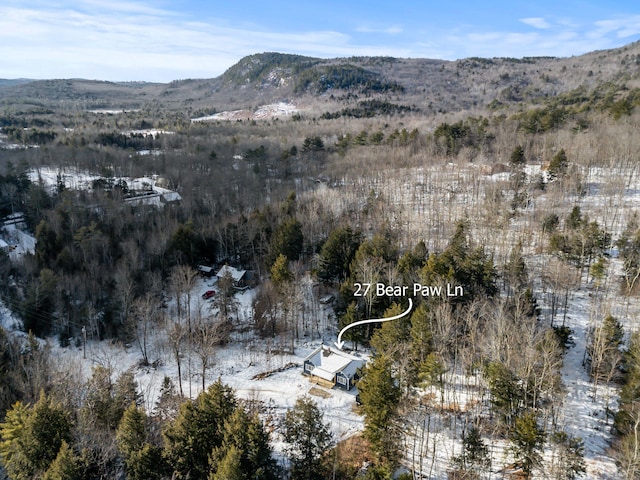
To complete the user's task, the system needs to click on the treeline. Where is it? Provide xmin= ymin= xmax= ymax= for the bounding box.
xmin=0 ymin=360 xmax=337 ymax=480
xmin=320 ymin=99 xmax=415 ymax=120
xmin=295 ymin=64 xmax=404 ymax=94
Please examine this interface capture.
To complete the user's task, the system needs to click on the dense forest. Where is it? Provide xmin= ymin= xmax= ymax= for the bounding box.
xmin=2 ymin=42 xmax=640 ymax=479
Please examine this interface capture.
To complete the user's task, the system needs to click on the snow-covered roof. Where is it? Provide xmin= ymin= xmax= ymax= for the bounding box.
xmin=216 ymin=265 xmax=246 ymax=282
xmin=304 ymin=345 xmax=364 ymax=381
xmin=0 ymin=239 xmax=8 ymax=249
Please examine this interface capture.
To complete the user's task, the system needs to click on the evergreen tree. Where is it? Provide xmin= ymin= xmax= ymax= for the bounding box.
xmin=510 ymin=145 xmax=526 ymax=167
xmin=397 ymin=240 xmax=428 ymax=285
xmin=83 ymin=366 xmax=141 ymax=430
xmin=42 ymin=441 xmax=83 ymax=480
xmin=550 ymin=431 xmax=586 ymax=480
xmin=210 ymin=407 xmax=277 ymax=479
xmin=317 ymin=226 xmax=361 ymax=283
xmin=117 ymin=403 xmax=147 ymax=461
xmin=338 ymin=302 xmax=365 ymax=350
xmin=409 ymin=302 xmax=433 ymax=371
xmin=548 ymin=149 xmax=569 ymax=180
xmin=616 ymin=212 xmax=640 ymax=293
xmin=116 ymin=403 xmax=165 ymax=480
xmin=566 ymin=206 xmax=582 ymax=230
xmin=20 ymin=268 xmax=58 ymax=336
xmin=163 ymin=379 xmax=237 ymax=479
xmin=418 ymin=352 xmax=447 ymax=390
xmin=282 ymin=396 xmax=334 ymax=480
xmin=588 ymin=314 xmax=624 ymax=385
xmin=616 ymin=331 xmax=640 ymax=434
xmin=370 ymin=303 xmax=411 ymax=354
xmin=503 ymin=241 xmax=529 ymax=295
xmin=210 ymin=444 xmax=244 ymax=480
xmin=0 ymin=392 xmax=72 ymax=479
xmin=268 ymin=218 xmax=303 ymax=266
xmin=420 ymin=221 xmax=497 ymax=305
xmin=270 ymin=253 xmax=293 ymax=290
xmin=358 ymin=354 xmax=401 ymax=464
xmin=510 ymin=411 xmax=546 ymax=479
xmin=154 ymin=376 xmax=181 ymax=420
xmin=0 ymin=401 xmax=31 ymax=480
xmin=451 ymin=426 xmax=490 ymax=475
xmin=484 ymin=361 xmax=523 ymax=427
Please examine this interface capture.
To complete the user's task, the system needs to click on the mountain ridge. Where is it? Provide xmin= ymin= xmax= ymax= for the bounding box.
xmin=1 ymin=41 xmax=640 ymax=115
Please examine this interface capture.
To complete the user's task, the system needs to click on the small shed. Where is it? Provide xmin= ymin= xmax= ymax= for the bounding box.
xmin=216 ymin=265 xmax=247 ymax=288
xmin=197 ymin=265 xmax=214 ymax=277
xmin=303 ymin=345 xmax=364 ymax=390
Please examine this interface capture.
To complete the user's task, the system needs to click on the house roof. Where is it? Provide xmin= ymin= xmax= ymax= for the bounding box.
xmin=0 ymin=239 xmax=8 ymax=248
xmin=304 ymin=345 xmax=364 ymax=381
xmin=216 ymin=265 xmax=246 ymax=282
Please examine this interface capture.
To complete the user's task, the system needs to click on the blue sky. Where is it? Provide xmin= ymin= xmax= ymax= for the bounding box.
xmin=1 ymin=0 xmax=640 ymax=82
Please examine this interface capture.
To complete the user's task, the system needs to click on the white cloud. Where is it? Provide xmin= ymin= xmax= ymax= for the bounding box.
xmin=1 ymin=1 xmax=640 ymax=81
xmin=594 ymin=15 xmax=640 ymax=38
xmin=355 ymin=24 xmax=404 ymax=35
xmin=0 ymin=1 xmax=366 ymax=81
xmin=521 ymin=17 xmax=552 ymax=29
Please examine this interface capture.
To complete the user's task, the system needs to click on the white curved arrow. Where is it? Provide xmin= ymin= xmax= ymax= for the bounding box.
xmin=335 ymin=298 xmax=413 ymax=350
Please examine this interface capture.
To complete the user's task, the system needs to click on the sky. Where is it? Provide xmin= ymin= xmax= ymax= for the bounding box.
xmin=1 ymin=0 xmax=640 ymax=82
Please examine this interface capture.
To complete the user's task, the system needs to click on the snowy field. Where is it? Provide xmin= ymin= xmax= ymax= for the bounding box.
xmin=27 ymin=166 xmax=182 ymax=206
xmin=42 ymin=277 xmax=363 ymax=461
xmin=191 ymin=102 xmax=298 ymax=122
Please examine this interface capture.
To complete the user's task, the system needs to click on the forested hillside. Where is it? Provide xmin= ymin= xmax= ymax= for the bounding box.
xmin=2 ymin=41 xmax=640 ymax=479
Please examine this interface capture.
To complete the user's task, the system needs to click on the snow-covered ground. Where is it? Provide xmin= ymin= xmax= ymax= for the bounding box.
xmin=4 ymin=159 xmax=640 ymax=477
xmin=1 ymin=222 xmax=35 ymax=261
xmin=46 ymin=277 xmax=363 ymax=457
xmin=191 ymin=102 xmax=298 ymax=122
xmin=27 ymin=167 xmax=182 ymax=205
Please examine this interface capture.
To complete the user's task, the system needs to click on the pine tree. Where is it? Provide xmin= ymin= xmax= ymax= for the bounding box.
xmin=504 ymin=241 xmax=529 ymax=295
xmin=163 ymin=379 xmax=237 ymax=479
xmin=451 ymin=426 xmax=490 ymax=475
xmin=0 ymin=401 xmax=31 ymax=480
xmin=210 ymin=444 xmax=244 ymax=480
xmin=83 ymin=365 xmax=141 ymax=430
xmin=154 ymin=375 xmax=181 ymax=420
xmin=268 ymin=217 xmax=303 ymax=265
xmin=316 ymin=226 xmax=361 ymax=283
xmin=484 ymin=361 xmax=523 ymax=427
xmin=548 ymin=149 xmax=568 ymax=180
xmin=42 ymin=441 xmax=83 ymax=480
xmin=358 ymin=353 xmax=401 ymax=464
xmin=282 ymin=396 xmax=334 ymax=480
xmin=339 ymin=302 xmax=364 ymax=350
xmin=210 ymin=407 xmax=277 ymax=479
xmin=116 ymin=402 xmax=166 ymax=480
xmin=397 ymin=241 xmax=428 ymax=285
xmin=418 ymin=352 xmax=446 ymax=390
xmin=510 ymin=145 xmax=526 ymax=167
xmin=550 ymin=431 xmax=586 ymax=480
xmin=616 ymin=212 xmax=640 ymax=293
xmin=117 ymin=403 xmax=146 ymax=457
xmin=510 ymin=411 xmax=546 ymax=479
xmin=0 ymin=392 xmax=72 ymax=479
xmin=270 ymin=253 xmax=293 ymax=290
xmin=420 ymin=221 xmax=497 ymax=306
xmin=370 ymin=303 xmax=411 ymax=354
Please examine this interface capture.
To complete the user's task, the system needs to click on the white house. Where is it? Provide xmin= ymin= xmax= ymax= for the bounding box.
xmin=303 ymin=345 xmax=364 ymax=390
xmin=215 ymin=265 xmax=248 ymax=287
